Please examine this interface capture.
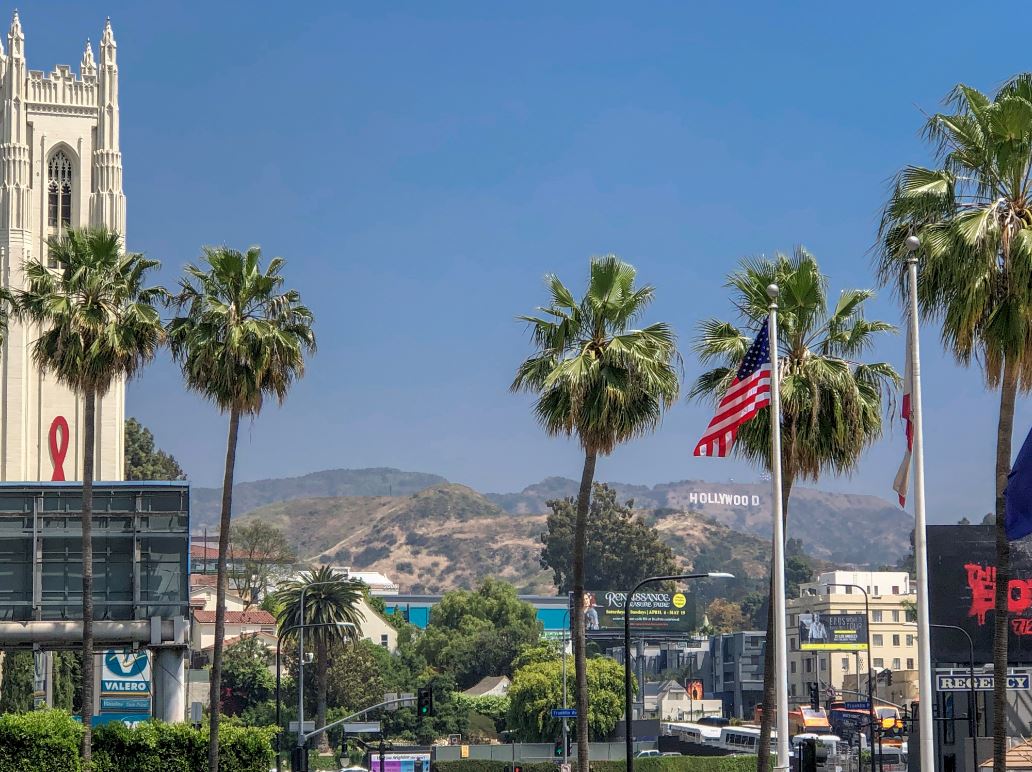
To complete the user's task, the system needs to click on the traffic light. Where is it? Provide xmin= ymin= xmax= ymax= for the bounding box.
xmin=417 ymin=686 xmax=434 ymax=717
xmin=809 ymin=682 xmax=820 ymax=711
xmin=554 ymin=742 xmax=563 ymax=758
xmin=885 ymin=669 xmax=893 ymax=686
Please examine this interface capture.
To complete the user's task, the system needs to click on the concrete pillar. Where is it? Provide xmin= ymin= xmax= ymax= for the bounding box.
xmin=154 ymin=647 xmax=187 ymax=723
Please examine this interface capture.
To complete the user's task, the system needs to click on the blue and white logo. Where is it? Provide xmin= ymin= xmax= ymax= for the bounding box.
xmin=104 ymin=651 xmax=148 ymax=678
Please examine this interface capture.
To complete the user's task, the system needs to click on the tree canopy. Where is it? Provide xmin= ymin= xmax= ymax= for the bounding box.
xmin=124 ymin=417 xmax=185 ymax=481
xmin=540 ymin=483 xmax=679 ymax=594
xmin=228 ymin=521 xmax=296 ymax=608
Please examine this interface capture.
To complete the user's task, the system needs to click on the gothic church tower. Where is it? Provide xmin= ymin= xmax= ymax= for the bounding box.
xmin=0 ymin=12 xmax=126 ymax=481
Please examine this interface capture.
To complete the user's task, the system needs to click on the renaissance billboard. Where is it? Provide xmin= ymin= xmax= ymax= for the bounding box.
xmin=797 ymin=612 xmax=868 ymax=650
xmin=928 ymin=524 xmax=1032 ymax=664
xmin=583 ymin=590 xmax=695 ymax=633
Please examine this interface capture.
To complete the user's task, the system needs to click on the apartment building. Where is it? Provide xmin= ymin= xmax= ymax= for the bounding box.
xmin=786 ymin=571 xmax=916 ymax=706
xmin=709 ymin=630 xmax=766 ymax=719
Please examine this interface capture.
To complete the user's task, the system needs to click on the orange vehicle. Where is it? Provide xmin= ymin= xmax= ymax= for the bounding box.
xmin=752 ymin=705 xmax=833 ymax=736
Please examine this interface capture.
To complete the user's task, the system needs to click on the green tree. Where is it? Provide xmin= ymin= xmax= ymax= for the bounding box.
xmin=512 ymin=255 xmax=679 ymax=772
xmin=52 ymin=653 xmax=81 ymax=714
xmin=540 ymin=483 xmax=679 ymax=593
xmin=221 ymin=633 xmax=275 ymax=717
xmin=415 ymin=579 xmax=541 ymax=689
xmin=124 ymin=417 xmax=185 ymax=480
xmin=16 ymin=227 xmax=165 ymax=761
xmin=324 ymin=639 xmax=387 ymax=714
xmin=0 ymin=651 xmax=34 ymax=713
xmin=273 ymin=566 xmax=365 ymax=751
xmin=506 ymin=656 xmax=627 ymax=742
xmin=691 ymin=248 xmax=897 ymax=772
xmin=705 ymin=598 xmax=746 ymax=633
xmin=228 ymin=521 xmax=297 ymax=609
xmin=167 ymin=245 xmax=315 ymax=772
xmin=876 ymin=76 xmax=1032 ymax=771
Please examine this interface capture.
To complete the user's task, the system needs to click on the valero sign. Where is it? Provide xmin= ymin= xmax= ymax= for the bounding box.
xmin=99 ymin=649 xmax=151 ymax=724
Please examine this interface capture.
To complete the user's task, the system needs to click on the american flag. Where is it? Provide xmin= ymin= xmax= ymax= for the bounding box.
xmin=893 ymin=327 xmax=913 ymax=507
xmin=694 ymin=320 xmax=772 ymax=458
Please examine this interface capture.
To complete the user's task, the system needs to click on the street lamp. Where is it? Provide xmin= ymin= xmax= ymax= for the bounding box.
xmin=624 ymin=572 xmax=733 ymax=772
xmin=928 ymin=623 xmax=978 ymax=772
xmin=825 ymin=582 xmax=878 ymax=768
xmin=275 ymin=620 xmax=358 ymax=772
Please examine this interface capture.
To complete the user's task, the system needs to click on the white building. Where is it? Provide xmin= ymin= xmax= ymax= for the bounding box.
xmin=0 ymin=12 xmax=126 ymax=482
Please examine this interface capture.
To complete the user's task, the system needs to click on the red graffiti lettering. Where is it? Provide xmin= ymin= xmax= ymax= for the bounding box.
xmin=1012 ymin=618 xmax=1032 ymax=636
xmin=966 ymin=563 xmax=996 ymax=624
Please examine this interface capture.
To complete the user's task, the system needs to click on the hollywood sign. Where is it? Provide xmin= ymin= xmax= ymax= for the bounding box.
xmin=686 ymin=491 xmax=761 ymax=507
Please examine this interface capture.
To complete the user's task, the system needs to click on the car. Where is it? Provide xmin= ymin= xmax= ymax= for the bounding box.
xmin=635 ymin=750 xmax=660 ymax=758
xmin=660 ymin=752 xmax=682 ymax=757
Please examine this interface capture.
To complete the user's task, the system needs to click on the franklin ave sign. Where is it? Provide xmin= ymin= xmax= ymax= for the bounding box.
xmin=935 ymin=673 xmax=1031 ymax=691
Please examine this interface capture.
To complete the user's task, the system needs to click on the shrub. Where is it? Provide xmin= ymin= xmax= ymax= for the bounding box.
xmin=0 ymin=710 xmax=82 ymax=772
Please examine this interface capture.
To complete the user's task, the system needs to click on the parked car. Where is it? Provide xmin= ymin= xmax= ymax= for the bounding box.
xmin=635 ymin=750 xmax=660 ymax=758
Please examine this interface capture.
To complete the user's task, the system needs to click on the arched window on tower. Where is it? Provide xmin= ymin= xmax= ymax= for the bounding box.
xmin=47 ymin=151 xmax=73 ymax=268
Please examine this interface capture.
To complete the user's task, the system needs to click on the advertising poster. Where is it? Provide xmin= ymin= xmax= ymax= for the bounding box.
xmin=797 ymin=612 xmax=868 ymax=650
xmin=97 ymin=649 xmax=151 ymax=727
xmin=583 ymin=590 xmax=695 ymax=633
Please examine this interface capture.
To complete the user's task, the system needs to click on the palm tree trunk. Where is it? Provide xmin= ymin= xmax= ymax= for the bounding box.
xmin=208 ymin=406 xmax=241 ymax=772
xmin=80 ymin=389 xmax=96 ymax=763
xmin=993 ymin=358 xmax=1018 ymax=772
xmin=756 ymin=473 xmax=793 ymax=772
xmin=573 ymin=449 xmax=596 ymax=772
xmin=316 ymin=636 xmax=330 ymax=752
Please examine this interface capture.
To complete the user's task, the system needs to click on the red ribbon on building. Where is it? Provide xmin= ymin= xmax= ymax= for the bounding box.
xmin=48 ymin=416 xmax=69 ymax=481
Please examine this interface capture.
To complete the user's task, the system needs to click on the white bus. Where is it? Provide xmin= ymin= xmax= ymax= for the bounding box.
xmin=712 ymin=726 xmax=778 ymax=754
xmin=660 ymin=721 xmax=722 ymax=744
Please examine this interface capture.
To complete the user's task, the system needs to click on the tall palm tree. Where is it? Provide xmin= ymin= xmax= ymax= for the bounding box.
xmin=877 ymin=76 xmax=1032 ymax=772
xmin=512 ymin=255 xmax=680 ymax=772
xmin=15 ymin=227 xmax=165 ymax=761
xmin=691 ymin=249 xmax=897 ymax=772
xmin=167 ymin=246 xmax=315 ymax=772
xmin=274 ymin=566 xmax=365 ymax=750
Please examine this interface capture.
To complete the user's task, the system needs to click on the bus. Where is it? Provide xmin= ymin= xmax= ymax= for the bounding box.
xmin=712 ymin=726 xmax=778 ymax=754
xmin=660 ymin=721 xmax=722 ymax=744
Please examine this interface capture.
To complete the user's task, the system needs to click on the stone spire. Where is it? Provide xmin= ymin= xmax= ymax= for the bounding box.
xmin=8 ymin=10 xmax=23 ymax=60
xmin=100 ymin=16 xmax=115 ymax=66
xmin=92 ymin=16 xmax=124 ymax=233
xmin=81 ymin=38 xmax=95 ymax=77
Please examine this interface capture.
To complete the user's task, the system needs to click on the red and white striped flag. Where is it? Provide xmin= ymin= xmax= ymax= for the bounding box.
xmin=893 ymin=328 xmax=914 ymax=507
xmin=694 ymin=320 xmax=772 ymax=458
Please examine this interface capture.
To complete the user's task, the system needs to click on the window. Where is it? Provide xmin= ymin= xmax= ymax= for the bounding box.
xmin=874 ymin=586 xmax=880 ymax=595
xmin=892 ymin=658 xmax=901 ymax=670
xmin=892 ymin=634 xmax=900 ymax=646
xmin=805 ymin=659 xmax=812 ymax=673
xmin=891 ymin=610 xmax=900 ymax=622
xmin=906 ymin=635 xmax=915 ymax=647
xmin=790 ymin=661 xmax=796 ymax=674
xmin=47 ymin=150 xmax=73 ymax=268
xmin=873 ymin=634 xmax=883 ymax=646
xmin=907 ymin=658 xmax=914 ymax=670
xmin=872 ymin=610 xmax=883 ymax=623
xmin=380 ymin=633 xmax=389 ymax=648
xmin=790 ymin=637 xmax=797 ymax=651
xmin=820 ymin=658 xmax=826 ymax=671
xmin=845 ymin=586 xmax=852 ymax=594
xmin=892 ymin=586 xmax=900 ymax=594
xmin=790 ymin=683 xmax=796 ymax=697
xmin=842 ymin=657 xmax=850 ymax=671
xmin=873 ymin=658 xmax=884 ymax=668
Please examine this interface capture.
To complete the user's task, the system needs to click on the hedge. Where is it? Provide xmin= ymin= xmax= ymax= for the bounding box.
xmin=433 ymin=758 xmax=760 ymax=772
xmin=0 ymin=711 xmax=275 ymax=772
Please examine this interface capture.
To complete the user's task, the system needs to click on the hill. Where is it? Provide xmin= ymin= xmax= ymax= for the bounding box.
xmin=190 ymin=467 xmax=447 ymax=527
xmin=235 ymin=483 xmax=779 ymax=595
xmin=487 ymin=477 xmax=909 ymax=567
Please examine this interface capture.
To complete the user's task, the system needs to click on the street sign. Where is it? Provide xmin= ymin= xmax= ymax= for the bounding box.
xmin=343 ymin=722 xmax=382 ymax=734
xmin=400 ymin=692 xmax=416 ymax=707
xmin=935 ymin=674 xmax=1031 ymax=691
xmin=844 ymin=701 xmax=870 ymax=710
xmin=561 ymin=765 xmax=572 ymax=772
xmin=288 ymin=720 xmax=316 ymax=733
xmin=551 ymin=708 xmax=577 ymax=718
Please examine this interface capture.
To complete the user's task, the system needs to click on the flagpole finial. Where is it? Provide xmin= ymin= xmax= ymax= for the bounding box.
xmin=766 ymin=283 xmax=779 ymax=300
xmin=905 ymin=235 xmax=921 ymax=253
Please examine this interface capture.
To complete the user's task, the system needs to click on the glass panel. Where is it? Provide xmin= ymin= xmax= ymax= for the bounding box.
xmin=60 ymin=182 xmax=71 ymax=226
xmin=48 ymin=182 xmax=58 ymax=227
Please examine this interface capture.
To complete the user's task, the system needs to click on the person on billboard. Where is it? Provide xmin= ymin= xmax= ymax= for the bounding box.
xmin=583 ymin=592 xmax=600 ymax=630
xmin=802 ymin=612 xmax=829 ymax=643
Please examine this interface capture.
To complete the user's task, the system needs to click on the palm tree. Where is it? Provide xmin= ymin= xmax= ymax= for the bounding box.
xmin=877 ymin=76 xmax=1032 ymax=772
xmin=512 ymin=255 xmax=679 ymax=772
xmin=167 ymin=246 xmax=315 ymax=772
xmin=691 ymin=249 xmax=897 ymax=772
xmin=273 ymin=566 xmax=365 ymax=750
xmin=15 ymin=227 xmax=165 ymax=761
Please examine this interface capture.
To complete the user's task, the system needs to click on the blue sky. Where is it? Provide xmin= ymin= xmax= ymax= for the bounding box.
xmin=20 ymin=2 xmax=1030 ymax=521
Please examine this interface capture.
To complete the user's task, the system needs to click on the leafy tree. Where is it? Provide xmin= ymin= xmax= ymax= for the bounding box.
xmin=167 ymin=245 xmax=315 ymax=772
xmin=221 ymin=633 xmax=275 ymax=716
xmin=691 ymin=248 xmax=897 ymax=772
xmin=512 ymin=256 xmax=679 ymax=772
xmin=512 ymin=641 xmax=562 ymax=671
xmin=452 ymin=693 xmax=510 ymax=736
xmin=877 ymin=77 xmax=1032 ymax=770
xmin=274 ymin=567 xmax=364 ymax=751
xmin=15 ymin=228 xmax=165 ymax=761
xmin=124 ymin=417 xmax=185 ymax=480
xmin=705 ymin=598 xmax=746 ymax=633
xmin=52 ymin=652 xmax=81 ymax=713
xmin=786 ymin=555 xmax=816 ymax=598
xmin=506 ymin=656 xmax=627 ymax=742
xmin=540 ymin=483 xmax=679 ymax=593
xmin=0 ymin=651 xmax=34 ymax=712
xmin=324 ymin=639 xmax=387 ymax=714
xmin=228 ymin=521 xmax=297 ymax=609
xmin=415 ymin=579 xmax=541 ymax=689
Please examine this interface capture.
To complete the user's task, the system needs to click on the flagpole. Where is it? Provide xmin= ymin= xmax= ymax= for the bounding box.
xmin=906 ymin=235 xmax=935 ymax=772
xmin=767 ymin=284 xmax=790 ymax=771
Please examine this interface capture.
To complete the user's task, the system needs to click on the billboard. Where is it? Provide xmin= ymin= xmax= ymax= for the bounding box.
xmin=582 ymin=590 xmax=695 ymax=633
xmin=928 ymin=524 xmax=1032 ymax=664
xmin=797 ymin=612 xmax=868 ymax=651
xmin=685 ymin=679 xmax=704 ymax=700
xmin=98 ymin=649 xmax=151 ymax=726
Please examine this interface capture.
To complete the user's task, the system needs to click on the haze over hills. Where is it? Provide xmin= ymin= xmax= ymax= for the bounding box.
xmin=233 ymin=483 xmax=778 ymax=595
xmin=193 ymin=467 xmax=911 ymax=570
